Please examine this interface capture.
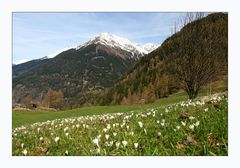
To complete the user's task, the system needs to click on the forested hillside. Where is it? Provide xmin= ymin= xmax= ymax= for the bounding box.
xmin=81 ymin=13 xmax=227 ymax=106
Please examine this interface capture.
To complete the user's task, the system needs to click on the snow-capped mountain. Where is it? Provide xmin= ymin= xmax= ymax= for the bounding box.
xmin=46 ymin=33 xmax=159 ymax=59
xmin=76 ymin=33 xmax=159 ymax=55
xmin=13 ymin=33 xmax=160 ymax=104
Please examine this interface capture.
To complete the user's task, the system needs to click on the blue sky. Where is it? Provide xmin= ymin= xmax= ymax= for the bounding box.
xmin=13 ymin=12 xmax=185 ymax=64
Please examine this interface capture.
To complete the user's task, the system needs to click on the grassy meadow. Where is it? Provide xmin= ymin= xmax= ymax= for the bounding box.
xmin=12 ymin=89 xmax=228 ymax=156
xmin=13 ymin=91 xmax=189 ymax=128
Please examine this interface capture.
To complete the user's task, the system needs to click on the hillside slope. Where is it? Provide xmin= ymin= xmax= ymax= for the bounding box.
xmin=91 ymin=13 xmax=228 ymax=105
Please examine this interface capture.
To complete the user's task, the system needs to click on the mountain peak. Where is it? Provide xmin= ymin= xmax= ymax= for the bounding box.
xmin=45 ymin=33 xmax=159 ymax=59
xmin=76 ymin=33 xmax=159 ymax=56
xmin=98 ymin=32 xmax=116 ymax=39
xmin=95 ymin=32 xmax=131 ymax=45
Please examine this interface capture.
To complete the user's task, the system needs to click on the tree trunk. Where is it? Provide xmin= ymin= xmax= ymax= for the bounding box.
xmin=186 ymin=83 xmax=199 ymax=99
xmin=189 ymin=91 xmax=198 ymax=99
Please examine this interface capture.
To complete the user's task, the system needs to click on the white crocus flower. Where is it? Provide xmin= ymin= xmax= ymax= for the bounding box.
xmin=189 ymin=116 xmax=195 ymax=120
xmin=96 ymin=148 xmax=100 ymax=153
xmin=105 ymin=134 xmax=110 ymax=140
xmin=40 ymin=137 xmax=44 ymax=142
xmin=144 ymin=128 xmax=147 ymax=135
xmin=129 ymin=131 xmax=134 ymax=136
xmin=65 ymin=150 xmax=69 ymax=155
xmin=106 ymin=141 xmax=114 ymax=147
xmin=204 ymin=108 xmax=208 ymax=112
xmin=92 ymin=138 xmax=100 ymax=146
xmin=22 ymin=149 xmax=27 ymax=156
xmin=54 ymin=137 xmax=60 ymax=143
xmin=21 ymin=143 xmax=24 ymax=148
xmin=134 ymin=143 xmax=139 ymax=149
xmin=116 ymin=142 xmax=120 ymax=149
xmin=122 ymin=140 xmax=128 ymax=147
xmin=138 ymin=121 xmax=143 ymax=128
xmin=113 ymin=132 xmax=117 ymax=136
xmin=109 ymin=141 xmax=113 ymax=146
xmin=181 ymin=121 xmax=186 ymax=126
xmin=157 ymin=132 xmax=161 ymax=137
xmin=176 ymin=126 xmax=181 ymax=130
xmin=189 ymin=124 xmax=195 ymax=130
xmin=64 ymin=127 xmax=69 ymax=132
xmin=195 ymin=121 xmax=200 ymax=127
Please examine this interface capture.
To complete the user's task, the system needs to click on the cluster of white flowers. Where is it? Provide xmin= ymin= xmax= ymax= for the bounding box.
xmin=12 ymin=92 xmax=227 ymax=156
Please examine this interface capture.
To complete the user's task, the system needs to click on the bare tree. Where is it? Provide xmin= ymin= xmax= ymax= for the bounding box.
xmin=173 ymin=13 xmax=226 ymax=99
xmin=43 ymin=89 xmax=64 ymax=109
xmin=22 ymin=96 xmax=32 ymax=108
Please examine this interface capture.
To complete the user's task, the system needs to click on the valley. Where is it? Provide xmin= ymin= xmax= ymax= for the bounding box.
xmin=12 ymin=12 xmax=228 ymax=156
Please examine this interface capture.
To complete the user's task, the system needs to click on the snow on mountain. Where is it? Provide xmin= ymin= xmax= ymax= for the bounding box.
xmin=142 ymin=43 xmax=159 ymax=53
xmin=45 ymin=33 xmax=159 ymax=59
xmin=76 ymin=33 xmax=159 ymax=55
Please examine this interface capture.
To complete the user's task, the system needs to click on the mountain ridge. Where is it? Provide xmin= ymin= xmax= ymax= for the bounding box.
xmin=12 ymin=33 xmax=159 ymax=107
xmin=14 ymin=32 xmax=159 ymax=65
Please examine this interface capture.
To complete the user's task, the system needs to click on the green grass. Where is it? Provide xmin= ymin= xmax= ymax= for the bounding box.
xmin=13 ymin=82 xmax=227 ymax=129
xmin=12 ymin=93 xmax=228 ymax=156
xmin=13 ymin=91 xmax=189 ymax=128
